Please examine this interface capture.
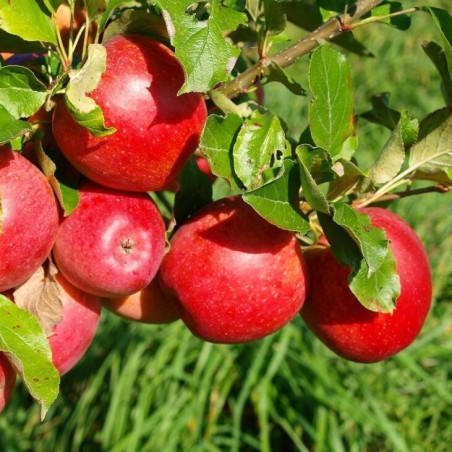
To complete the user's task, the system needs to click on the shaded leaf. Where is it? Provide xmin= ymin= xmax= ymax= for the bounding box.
xmin=426 ymin=7 xmax=452 ymax=78
xmin=174 ymin=158 xmax=213 ymax=226
xmin=0 ymin=294 xmax=59 ymax=420
xmin=371 ymin=2 xmax=411 ymax=30
xmin=422 ymin=41 xmax=452 ymax=105
xmin=327 ymin=159 xmax=366 ymax=200
xmin=42 ymin=0 xmax=62 ymax=14
xmin=36 ymin=143 xmax=80 ymax=216
xmin=360 ymin=92 xmax=401 ymax=130
xmin=265 ymin=62 xmax=306 ymax=96
xmin=317 ymin=209 xmax=400 ymax=313
xmin=0 ymin=29 xmax=46 ymax=53
xmin=97 ymin=0 xmax=137 ymax=35
xmin=102 ymin=9 xmax=169 ymax=44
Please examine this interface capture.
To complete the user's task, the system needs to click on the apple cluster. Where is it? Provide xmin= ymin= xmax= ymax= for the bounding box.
xmin=0 ymin=34 xmax=432 ymax=413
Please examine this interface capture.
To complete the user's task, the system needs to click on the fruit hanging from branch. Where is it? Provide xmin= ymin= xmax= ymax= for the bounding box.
xmin=159 ymin=196 xmax=309 ymax=344
xmin=300 ymin=207 xmax=432 ymax=363
xmin=52 ymin=180 xmax=167 ymax=298
xmin=52 ymin=34 xmax=208 ymax=192
xmin=0 ymin=148 xmax=59 ymax=293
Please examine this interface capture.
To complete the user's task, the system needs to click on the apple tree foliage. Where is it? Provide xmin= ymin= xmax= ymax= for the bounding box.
xmin=0 ymin=0 xmax=451 ymax=416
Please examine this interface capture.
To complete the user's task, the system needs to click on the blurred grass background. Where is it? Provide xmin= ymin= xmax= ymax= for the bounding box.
xmin=1 ymin=3 xmax=451 ymax=451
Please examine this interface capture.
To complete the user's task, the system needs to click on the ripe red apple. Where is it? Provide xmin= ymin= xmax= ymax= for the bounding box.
xmin=53 ymin=180 xmax=166 ymax=298
xmin=159 ymin=197 xmax=309 ymax=343
xmin=0 ymin=353 xmax=16 ymax=412
xmin=52 ymin=34 xmax=207 ymax=192
xmin=0 ymin=148 xmax=59 ymax=292
xmin=48 ymin=273 xmax=102 ymax=375
xmin=102 ymin=276 xmax=179 ymax=324
xmin=300 ymin=207 xmax=432 ymax=363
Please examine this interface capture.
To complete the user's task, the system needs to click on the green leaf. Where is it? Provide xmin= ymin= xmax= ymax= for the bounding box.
xmin=158 ymin=0 xmax=247 ymax=93
xmin=327 ymin=159 xmax=366 ymax=200
xmin=331 ymin=203 xmax=389 ymax=275
xmin=102 ymin=9 xmax=169 ymax=44
xmin=0 ymin=295 xmax=59 ymax=420
xmin=97 ymin=0 xmax=137 ymax=36
xmin=65 ymin=44 xmax=116 ymax=137
xmin=295 ymin=144 xmax=334 ymax=185
xmin=422 ymin=41 xmax=452 ymax=106
xmin=233 ymin=110 xmax=290 ymax=190
xmin=360 ymin=92 xmax=401 ymax=130
xmin=371 ymin=2 xmax=411 ymax=30
xmin=243 ymin=159 xmax=310 ymax=234
xmin=85 ymin=0 xmax=106 ymax=20
xmin=348 ymin=249 xmax=400 ymax=313
xmin=426 ymin=7 xmax=452 ymax=78
xmin=199 ymin=113 xmax=242 ymax=189
xmin=265 ymin=62 xmax=306 ymax=96
xmin=0 ymin=105 xmax=32 ymax=144
xmin=368 ymin=116 xmax=406 ymax=185
xmin=174 ymin=158 xmax=213 ymax=226
xmin=42 ymin=0 xmax=62 ymax=14
xmin=296 ymin=145 xmax=331 ymax=213
xmin=0 ymin=0 xmax=57 ymax=44
xmin=199 ymin=113 xmax=243 ymax=189
xmin=0 ymin=29 xmax=46 ymax=53
xmin=263 ymin=0 xmax=286 ymax=37
xmin=282 ymin=2 xmax=372 ymax=57
xmin=317 ymin=210 xmax=400 ymax=313
xmin=409 ymin=107 xmax=452 ymax=180
xmin=309 ymin=44 xmax=354 ymax=161
xmin=0 ymin=65 xmax=47 ymax=119
xmin=36 ymin=144 xmax=80 ymax=216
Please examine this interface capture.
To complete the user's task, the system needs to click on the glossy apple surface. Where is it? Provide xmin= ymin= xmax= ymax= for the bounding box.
xmin=102 ymin=276 xmax=179 ymax=324
xmin=53 ymin=180 xmax=166 ymax=297
xmin=159 ymin=197 xmax=309 ymax=343
xmin=0 ymin=148 xmax=59 ymax=292
xmin=52 ymin=34 xmax=207 ymax=192
xmin=48 ymin=273 xmax=102 ymax=375
xmin=0 ymin=353 xmax=16 ymax=412
xmin=301 ymin=207 xmax=432 ymax=363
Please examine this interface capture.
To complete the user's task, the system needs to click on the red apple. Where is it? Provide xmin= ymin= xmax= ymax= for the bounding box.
xmin=52 ymin=34 xmax=207 ymax=192
xmin=48 ymin=273 xmax=102 ymax=375
xmin=52 ymin=180 xmax=166 ymax=297
xmin=0 ymin=353 xmax=16 ymax=412
xmin=300 ymin=207 xmax=432 ymax=363
xmin=102 ymin=276 xmax=179 ymax=324
xmin=0 ymin=148 xmax=59 ymax=292
xmin=159 ymin=196 xmax=309 ymax=343
xmin=195 ymin=156 xmax=216 ymax=182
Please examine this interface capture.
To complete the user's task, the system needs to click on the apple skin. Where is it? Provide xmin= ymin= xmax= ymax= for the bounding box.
xmin=52 ymin=34 xmax=207 ymax=192
xmin=0 ymin=148 xmax=59 ymax=292
xmin=48 ymin=273 xmax=102 ymax=375
xmin=102 ymin=276 xmax=179 ymax=324
xmin=300 ymin=207 xmax=432 ymax=363
xmin=0 ymin=353 xmax=16 ymax=412
xmin=52 ymin=180 xmax=166 ymax=298
xmin=159 ymin=197 xmax=309 ymax=343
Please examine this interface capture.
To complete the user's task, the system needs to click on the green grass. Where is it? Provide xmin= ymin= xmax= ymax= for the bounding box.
xmin=1 ymin=4 xmax=451 ymax=451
